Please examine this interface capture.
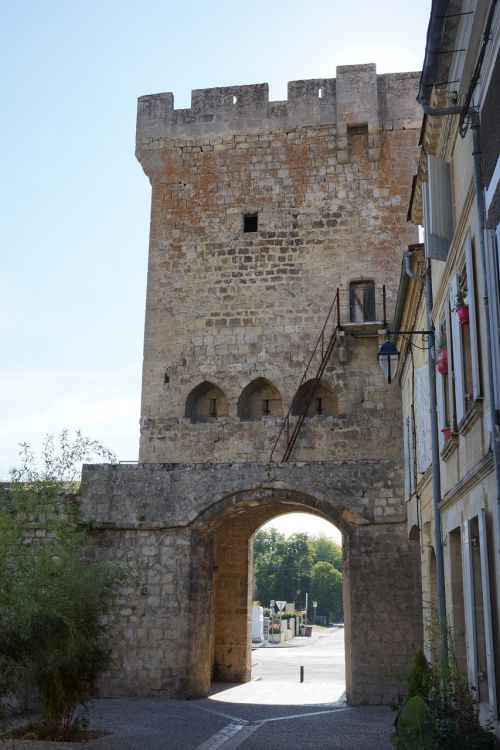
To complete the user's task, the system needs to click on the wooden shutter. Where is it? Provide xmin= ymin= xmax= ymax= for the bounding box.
xmin=485 ymin=229 xmax=500 ymax=409
xmin=478 ymin=509 xmax=497 ymax=714
xmin=410 ymin=404 xmax=416 ymax=493
xmin=464 ymin=232 xmax=480 ymax=399
xmin=445 ymin=300 xmax=457 ymax=427
xmin=403 ymin=414 xmax=410 ymax=500
xmin=450 ymin=275 xmax=465 ymax=423
xmin=424 ymin=156 xmax=454 ymax=261
xmin=462 ymin=520 xmax=478 ymax=690
xmin=416 ymin=366 xmax=432 ymax=473
xmin=436 ymin=369 xmax=446 ymax=450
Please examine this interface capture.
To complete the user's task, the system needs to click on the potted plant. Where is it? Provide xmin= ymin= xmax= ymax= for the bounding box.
xmin=436 ymin=337 xmax=448 ymax=375
xmin=441 ymin=423 xmax=452 ymax=442
xmin=453 ymin=289 xmax=469 ymax=325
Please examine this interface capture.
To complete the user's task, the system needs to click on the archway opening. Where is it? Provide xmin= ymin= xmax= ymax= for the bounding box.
xmin=291 ymin=379 xmax=337 ymax=417
xmin=202 ymin=497 xmax=346 ymax=705
xmin=185 ymin=381 xmax=228 ymax=422
xmin=237 ymin=377 xmax=283 ymax=420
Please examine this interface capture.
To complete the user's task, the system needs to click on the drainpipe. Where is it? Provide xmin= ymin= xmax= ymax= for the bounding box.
xmin=470 ymin=116 xmax=500 ymax=552
xmin=403 ymin=251 xmax=448 ymax=663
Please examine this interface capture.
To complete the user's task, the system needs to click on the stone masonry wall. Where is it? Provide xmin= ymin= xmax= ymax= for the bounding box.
xmin=136 ymin=65 xmax=421 ymax=463
xmin=81 ymin=462 xmax=422 ymax=704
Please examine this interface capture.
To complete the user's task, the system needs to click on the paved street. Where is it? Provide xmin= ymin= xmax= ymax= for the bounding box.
xmin=1 ymin=628 xmax=395 ymax=749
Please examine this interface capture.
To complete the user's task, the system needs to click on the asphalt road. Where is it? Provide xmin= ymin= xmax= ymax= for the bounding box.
xmin=1 ymin=628 xmax=395 ymax=749
xmin=253 ymin=625 xmax=346 ymax=690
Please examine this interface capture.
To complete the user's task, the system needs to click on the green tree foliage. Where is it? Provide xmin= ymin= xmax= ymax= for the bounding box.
xmin=0 ymin=431 xmax=123 ymax=740
xmin=253 ymin=528 xmax=343 ymax=620
xmin=310 ymin=535 xmax=343 ymax=572
xmin=311 ymin=561 xmax=343 ymax=618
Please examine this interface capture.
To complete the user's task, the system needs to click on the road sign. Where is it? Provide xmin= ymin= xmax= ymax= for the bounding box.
xmin=275 ymin=600 xmax=286 ymax=611
xmin=313 ymin=601 xmax=317 ymax=608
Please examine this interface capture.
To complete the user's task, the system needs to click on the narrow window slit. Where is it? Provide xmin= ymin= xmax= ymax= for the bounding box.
xmin=209 ymin=398 xmax=218 ymax=418
xmin=243 ymin=213 xmax=258 ymax=232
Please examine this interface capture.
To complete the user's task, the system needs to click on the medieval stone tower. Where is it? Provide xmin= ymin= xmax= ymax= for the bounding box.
xmin=82 ymin=64 xmax=424 ymax=705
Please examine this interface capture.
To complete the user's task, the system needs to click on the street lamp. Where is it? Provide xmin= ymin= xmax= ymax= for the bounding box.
xmin=377 ymin=331 xmax=433 ymax=385
xmin=377 ymin=339 xmax=400 ymax=384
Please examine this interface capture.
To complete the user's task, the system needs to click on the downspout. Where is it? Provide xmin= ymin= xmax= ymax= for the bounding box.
xmin=404 ymin=251 xmax=448 ymax=662
xmin=470 ymin=117 xmax=500 ymax=552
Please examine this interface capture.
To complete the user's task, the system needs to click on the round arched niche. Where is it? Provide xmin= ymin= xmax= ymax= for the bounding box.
xmin=237 ymin=377 xmax=283 ymax=421
xmin=291 ymin=379 xmax=337 ymax=417
xmin=185 ymin=381 xmax=228 ymax=423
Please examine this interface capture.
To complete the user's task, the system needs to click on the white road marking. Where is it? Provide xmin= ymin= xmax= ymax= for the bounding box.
xmin=195 ymin=719 xmax=249 ymax=750
xmin=259 ymin=706 xmax=351 ymax=723
xmin=193 ymin=705 xmax=352 ymax=749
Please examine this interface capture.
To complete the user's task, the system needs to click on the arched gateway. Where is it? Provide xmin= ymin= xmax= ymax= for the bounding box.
xmin=81 ymin=460 xmax=421 ymax=705
xmin=80 ymin=64 xmax=425 ymax=706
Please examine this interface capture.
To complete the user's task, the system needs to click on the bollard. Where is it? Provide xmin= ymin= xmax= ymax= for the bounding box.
xmin=300 ymin=666 xmax=304 ymax=683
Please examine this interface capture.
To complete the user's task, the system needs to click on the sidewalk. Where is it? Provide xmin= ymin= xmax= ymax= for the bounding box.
xmin=252 ymin=624 xmax=341 ymax=649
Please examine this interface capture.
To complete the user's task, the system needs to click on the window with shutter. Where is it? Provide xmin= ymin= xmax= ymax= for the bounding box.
xmin=485 ymin=228 xmax=500 ymax=409
xmin=450 ymin=275 xmax=466 ymax=423
xmin=416 ymin=366 xmax=432 ymax=473
xmin=349 ymin=280 xmax=376 ymax=322
xmin=436 ymin=321 xmax=450 ymax=448
xmin=403 ymin=414 xmax=410 ymax=500
xmin=423 ymin=156 xmax=454 ymax=261
xmin=464 ymin=233 xmax=480 ymax=400
xmin=449 ymin=234 xmax=481 ymax=423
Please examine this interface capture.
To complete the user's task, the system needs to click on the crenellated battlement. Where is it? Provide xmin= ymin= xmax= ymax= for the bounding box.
xmin=136 ymin=64 xmax=421 ymax=164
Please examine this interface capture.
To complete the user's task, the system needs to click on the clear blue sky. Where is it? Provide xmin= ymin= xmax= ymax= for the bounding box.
xmin=0 ymin=0 xmax=431 ymax=479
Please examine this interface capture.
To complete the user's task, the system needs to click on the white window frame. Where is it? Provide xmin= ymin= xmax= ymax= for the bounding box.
xmin=449 ymin=232 xmax=481 ymax=424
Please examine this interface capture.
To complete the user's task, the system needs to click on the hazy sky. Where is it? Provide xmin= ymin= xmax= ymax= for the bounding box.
xmin=1 ymin=1 xmax=431 ymax=498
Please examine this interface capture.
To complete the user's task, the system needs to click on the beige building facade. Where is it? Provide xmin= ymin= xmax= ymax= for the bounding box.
xmin=397 ymin=0 xmax=500 ymax=723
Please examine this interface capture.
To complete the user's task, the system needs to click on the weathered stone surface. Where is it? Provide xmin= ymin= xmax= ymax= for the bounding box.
xmin=136 ymin=66 xmax=420 ymax=465
xmin=81 ymin=65 xmax=424 ymax=707
xmin=82 ymin=461 xmax=422 ymax=704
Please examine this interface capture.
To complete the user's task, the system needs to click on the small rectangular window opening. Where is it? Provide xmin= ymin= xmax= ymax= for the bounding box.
xmin=233 ymin=95 xmax=238 ymax=105
xmin=316 ymin=398 xmax=323 ymax=415
xmin=262 ymin=399 xmax=270 ymax=416
xmin=209 ymin=398 xmax=218 ymax=418
xmin=318 ymin=87 xmax=323 ymax=99
xmin=243 ymin=213 xmax=258 ymax=233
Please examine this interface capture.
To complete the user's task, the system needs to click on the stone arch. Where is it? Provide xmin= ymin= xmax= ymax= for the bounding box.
xmin=80 ymin=463 xmax=422 ymax=705
xmin=190 ymin=484 xmax=354 ymax=537
xmin=408 ymin=524 xmax=420 ymax=542
xmin=291 ymin=379 xmax=337 ymax=417
xmin=185 ymin=381 xmax=228 ymax=422
xmin=183 ymin=482 xmax=421 ymax=705
xmin=237 ymin=377 xmax=283 ymax=421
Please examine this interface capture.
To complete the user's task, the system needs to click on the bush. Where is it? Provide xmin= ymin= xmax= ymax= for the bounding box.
xmin=0 ymin=431 xmax=122 ymax=740
xmin=392 ymin=646 xmax=499 ymax=750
